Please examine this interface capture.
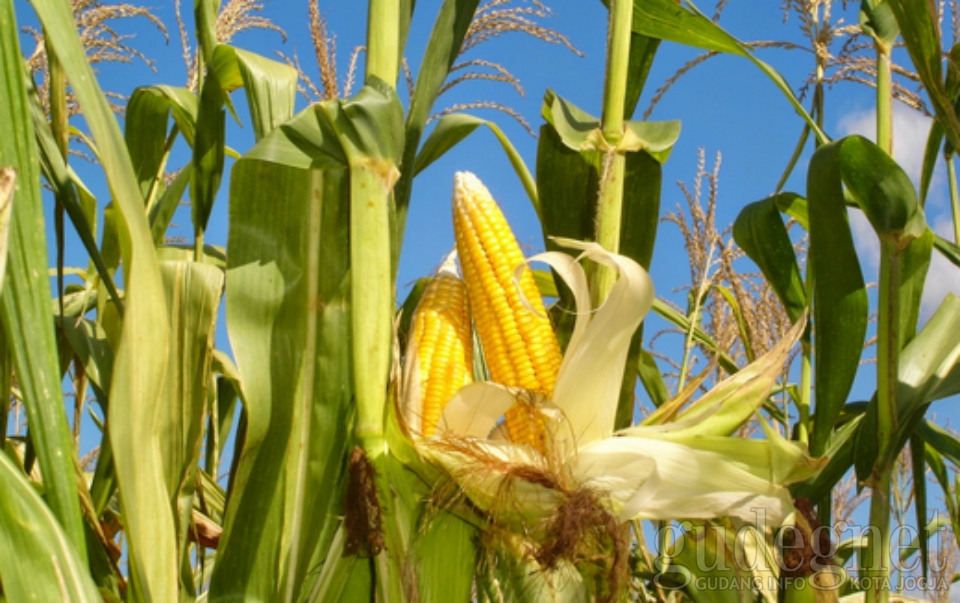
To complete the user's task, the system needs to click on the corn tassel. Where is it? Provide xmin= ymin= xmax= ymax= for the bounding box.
xmin=452 ymin=171 xmax=562 ymax=452
xmin=405 ymin=254 xmax=474 ymax=437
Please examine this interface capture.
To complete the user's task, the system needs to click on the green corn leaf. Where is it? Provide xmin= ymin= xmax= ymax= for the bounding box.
xmin=733 ymin=195 xmax=807 ymax=322
xmin=191 ymin=71 xmax=226 ymax=236
xmin=921 ymin=444 xmax=960 ymax=549
xmin=129 ymin=85 xmax=199 ymax=148
xmin=836 ymin=135 xmax=927 ymax=244
xmin=792 ymin=405 xmax=865 ymax=502
xmin=30 ymin=0 xmax=178 ymax=596
xmin=919 ymin=115 xmax=943 ymax=206
xmin=859 ymin=0 xmax=900 ymax=46
xmin=775 ymin=192 xmax=809 ymax=230
xmin=1 ymin=0 xmax=87 ymax=560
xmin=623 ymin=33 xmax=661 ymax=119
xmin=934 ymin=232 xmax=960 ymax=268
xmin=638 ymin=347 xmax=670 ymax=407
xmin=542 ymin=89 xmax=681 ymax=160
xmin=917 ymin=418 xmax=960 ymax=466
xmin=806 ymin=139 xmax=869 ymax=457
xmin=413 ymin=512 xmax=478 ymax=603
xmin=0 ymin=453 xmax=101 ymax=602
xmin=125 ymin=86 xmax=198 ymax=222
xmin=211 ymin=44 xmax=297 ymax=142
xmin=909 ymin=434 xmax=930 ymax=577
xmin=211 ymin=104 xmax=356 ymax=601
xmin=157 ymin=261 xmax=224 ymax=576
xmin=856 ymin=294 xmax=960 ymax=481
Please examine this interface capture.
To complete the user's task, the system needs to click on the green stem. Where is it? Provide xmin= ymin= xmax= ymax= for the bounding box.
xmin=366 ymin=0 xmax=400 ymax=86
xmin=876 ymin=42 xmax=893 ymax=155
xmin=865 ymin=238 xmax=900 ymax=603
xmin=864 ymin=39 xmax=895 ymax=603
xmin=946 ymin=153 xmax=960 ymax=244
xmin=591 ymin=0 xmax=632 ymax=305
xmin=194 ymin=229 xmax=204 ymax=263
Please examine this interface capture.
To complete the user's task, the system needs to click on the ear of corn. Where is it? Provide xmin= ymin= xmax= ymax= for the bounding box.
xmin=405 ymin=254 xmax=474 ymax=437
xmin=452 ymin=171 xmax=562 ymax=452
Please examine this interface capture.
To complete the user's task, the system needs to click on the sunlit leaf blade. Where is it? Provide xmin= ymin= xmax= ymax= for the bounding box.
xmin=0 ymin=0 xmax=87 ymax=559
xmin=733 ymin=195 xmax=806 ymax=322
xmin=157 ymin=262 xmax=223 ymax=571
xmin=29 ymin=0 xmax=176 ymax=596
xmin=628 ymin=0 xmax=826 ymax=142
xmin=128 ymin=85 xmax=199 ymax=149
xmin=212 ymin=106 xmax=354 ymax=600
xmin=211 ymin=44 xmax=297 ymax=142
xmin=126 ymin=87 xmax=180 ymax=200
xmin=0 ymin=453 xmax=101 ymax=602
xmin=806 ymin=139 xmax=869 ymax=457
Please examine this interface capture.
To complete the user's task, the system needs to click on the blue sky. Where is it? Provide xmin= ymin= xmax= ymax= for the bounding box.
xmin=12 ymin=0 xmax=960 ymax=592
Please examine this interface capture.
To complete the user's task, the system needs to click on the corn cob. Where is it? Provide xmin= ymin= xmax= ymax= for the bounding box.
xmin=452 ymin=171 xmax=562 ymax=452
xmin=405 ymin=254 xmax=474 ymax=437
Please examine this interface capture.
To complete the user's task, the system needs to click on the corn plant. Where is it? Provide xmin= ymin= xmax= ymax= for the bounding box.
xmin=1 ymin=0 xmax=959 ymax=602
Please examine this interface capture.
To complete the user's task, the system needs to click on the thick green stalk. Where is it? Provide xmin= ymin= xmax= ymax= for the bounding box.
xmin=876 ymin=43 xmax=893 ymax=155
xmin=864 ymin=39 xmax=894 ymax=603
xmin=864 ymin=237 xmax=899 ymax=603
xmin=366 ymin=0 xmax=400 ymax=86
xmin=592 ymin=0 xmax=632 ymax=305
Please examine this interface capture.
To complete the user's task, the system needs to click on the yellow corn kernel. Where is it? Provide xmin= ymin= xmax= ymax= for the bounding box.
xmin=405 ymin=255 xmax=473 ymax=437
xmin=452 ymin=171 xmax=562 ymax=452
